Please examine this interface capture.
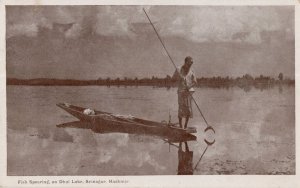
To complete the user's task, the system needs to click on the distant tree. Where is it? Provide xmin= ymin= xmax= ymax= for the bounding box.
xmin=97 ymin=77 xmax=103 ymax=85
xmin=106 ymin=77 xmax=111 ymax=84
xmin=243 ymin=74 xmax=253 ymax=80
xmin=278 ymin=73 xmax=283 ymax=81
xmin=115 ymin=77 xmax=120 ymax=85
xmin=106 ymin=77 xmax=111 ymax=86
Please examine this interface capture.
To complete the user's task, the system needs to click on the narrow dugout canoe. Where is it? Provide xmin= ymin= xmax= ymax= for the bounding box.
xmin=56 ymin=103 xmax=197 ymax=142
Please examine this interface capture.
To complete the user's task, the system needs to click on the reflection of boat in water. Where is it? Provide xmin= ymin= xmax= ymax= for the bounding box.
xmin=56 ymin=103 xmax=197 ymax=142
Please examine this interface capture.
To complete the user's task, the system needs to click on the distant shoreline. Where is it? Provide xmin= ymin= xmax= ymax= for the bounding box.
xmin=7 ymin=76 xmax=295 ymax=91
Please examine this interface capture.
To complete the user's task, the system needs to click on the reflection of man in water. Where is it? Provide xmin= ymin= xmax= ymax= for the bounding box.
xmin=178 ymin=142 xmax=193 ymax=175
xmin=172 ymin=56 xmax=197 ymax=129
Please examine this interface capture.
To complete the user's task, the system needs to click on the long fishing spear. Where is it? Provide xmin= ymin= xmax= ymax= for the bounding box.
xmin=143 ymin=8 xmax=215 ymax=136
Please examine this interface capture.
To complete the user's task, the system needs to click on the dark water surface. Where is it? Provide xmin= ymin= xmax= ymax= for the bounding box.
xmin=7 ymin=86 xmax=295 ymax=175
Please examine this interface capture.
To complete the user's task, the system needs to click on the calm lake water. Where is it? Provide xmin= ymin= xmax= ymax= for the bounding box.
xmin=7 ymin=85 xmax=295 ymax=175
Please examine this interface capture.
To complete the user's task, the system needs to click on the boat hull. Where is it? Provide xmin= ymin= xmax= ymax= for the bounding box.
xmin=57 ymin=103 xmax=197 ymax=142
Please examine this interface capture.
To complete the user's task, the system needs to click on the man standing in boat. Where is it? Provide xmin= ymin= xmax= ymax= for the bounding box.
xmin=172 ymin=56 xmax=197 ymax=129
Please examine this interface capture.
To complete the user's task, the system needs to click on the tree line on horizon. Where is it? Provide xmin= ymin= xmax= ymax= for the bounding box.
xmin=7 ymin=73 xmax=294 ymax=91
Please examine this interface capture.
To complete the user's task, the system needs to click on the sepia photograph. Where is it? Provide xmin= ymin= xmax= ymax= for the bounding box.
xmin=2 ymin=1 xmax=297 ymax=185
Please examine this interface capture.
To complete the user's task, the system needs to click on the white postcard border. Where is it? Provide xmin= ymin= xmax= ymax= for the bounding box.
xmin=0 ymin=0 xmax=299 ymax=188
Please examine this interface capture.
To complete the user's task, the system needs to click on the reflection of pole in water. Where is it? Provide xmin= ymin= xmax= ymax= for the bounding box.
xmin=178 ymin=142 xmax=193 ymax=175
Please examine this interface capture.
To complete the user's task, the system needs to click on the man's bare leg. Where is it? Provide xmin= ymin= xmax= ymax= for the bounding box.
xmin=184 ymin=116 xmax=190 ymax=129
xmin=179 ymin=117 xmax=183 ymax=128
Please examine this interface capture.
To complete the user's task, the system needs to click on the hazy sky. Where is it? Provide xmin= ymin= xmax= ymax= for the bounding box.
xmin=6 ymin=6 xmax=295 ymax=79
xmin=7 ymin=6 xmax=294 ymax=42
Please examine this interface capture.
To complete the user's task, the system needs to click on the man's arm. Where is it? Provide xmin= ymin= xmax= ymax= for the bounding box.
xmin=172 ymin=68 xmax=183 ymax=81
xmin=192 ymin=72 xmax=197 ymax=86
xmin=187 ymin=71 xmax=197 ymax=90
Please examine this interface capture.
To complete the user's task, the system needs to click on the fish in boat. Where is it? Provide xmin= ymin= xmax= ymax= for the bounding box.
xmin=56 ymin=103 xmax=197 ymax=142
